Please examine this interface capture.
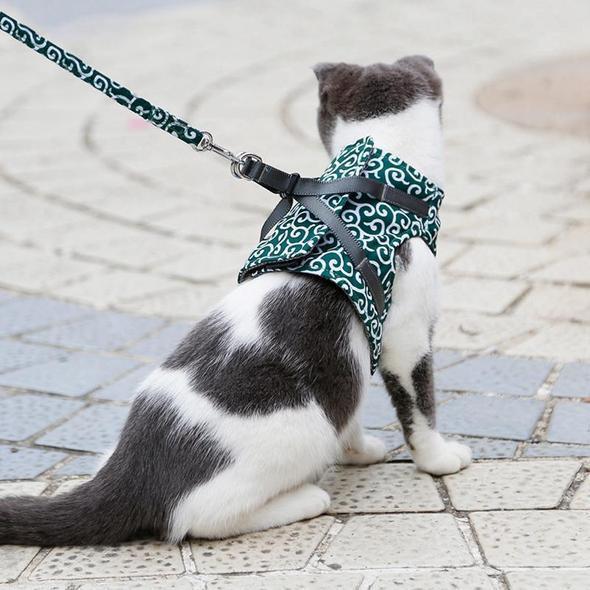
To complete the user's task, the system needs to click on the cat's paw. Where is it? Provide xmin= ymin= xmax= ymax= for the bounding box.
xmin=342 ymin=435 xmax=387 ymax=465
xmin=300 ymin=485 xmax=331 ymax=518
xmin=412 ymin=437 xmax=472 ymax=476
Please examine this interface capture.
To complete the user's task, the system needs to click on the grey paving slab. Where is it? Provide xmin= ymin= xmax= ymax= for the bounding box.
xmin=436 ymin=355 xmax=553 ymax=396
xmin=31 ymin=539 xmax=185 ymax=580
xmin=0 ymin=340 xmax=62 ymax=374
xmin=0 ymin=393 xmax=83 ymax=441
xmin=546 ymin=401 xmax=590 ymax=444
xmin=36 ymin=404 xmax=129 ymax=452
xmin=552 ymin=362 xmax=590 ymax=397
xmin=53 ymin=454 xmax=101 ymax=477
xmin=444 ymin=460 xmax=580 ymax=510
xmin=361 ymin=386 xmax=395 ymax=428
xmin=126 ymin=322 xmax=193 ymax=359
xmin=0 ymin=444 xmax=66 ymax=479
xmin=471 ymin=510 xmax=590 ymax=566
xmin=571 ymin=477 xmax=590 ymax=509
xmin=370 ymin=428 xmax=405 ymax=451
xmin=321 ymin=514 xmax=473 ymax=568
xmin=25 ymin=310 xmax=165 ymax=352
xmin=438 ymin=394 xmax=545 ymax=440
xmin=207 ymin=573 xmax=363 ymax=590
xmin=523 ymin=442 xmax=590 ymax=458
xmin=320 ymin=464 xmax=443 ymax=513
xmin=91 ymin=363 xmax=156 ymax=402
xmin=448 ymin=435 xmax=518 ymax=459
xmin=505 ymin=569 xmax=590 ymax=590
xmin=0 ymin=296 xmax=89 ymax=336
xmin=372 ymin=569 xmax=495 ymax=590
xmin=191 ymin=517 xmax=334 ymax=574
xmin=0 ymin=352 xmax=140 ymax=396
xmin=0 ymin=544 xmax=41 ymax=584
xmin=433 ymin=349 xmax=465 ymax=370
xmin=0 ymin=290 xmax=15 ymax=304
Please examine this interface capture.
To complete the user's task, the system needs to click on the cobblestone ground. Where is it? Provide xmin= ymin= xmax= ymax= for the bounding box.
xmin=0 ymin=0 xmax=589 ymax=588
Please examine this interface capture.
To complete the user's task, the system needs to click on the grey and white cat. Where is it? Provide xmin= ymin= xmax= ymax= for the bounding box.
xmin=0 ymin=55 xmax=470 ymax=547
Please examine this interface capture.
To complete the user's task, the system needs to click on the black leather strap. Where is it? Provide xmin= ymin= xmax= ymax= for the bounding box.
xmin=241 ymin=158 xmax=429 ymax=218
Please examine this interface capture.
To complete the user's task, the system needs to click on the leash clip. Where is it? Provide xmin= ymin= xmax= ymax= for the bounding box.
xmin=194 ymin=131 xmax=261 ymax=180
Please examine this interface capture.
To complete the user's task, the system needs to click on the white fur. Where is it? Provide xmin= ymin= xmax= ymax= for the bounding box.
xmin=331 ymin=98 xmax=445 ymax=188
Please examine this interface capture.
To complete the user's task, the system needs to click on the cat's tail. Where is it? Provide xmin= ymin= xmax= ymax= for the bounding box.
xmin=0 ymin=471 xmax=139 ymax=546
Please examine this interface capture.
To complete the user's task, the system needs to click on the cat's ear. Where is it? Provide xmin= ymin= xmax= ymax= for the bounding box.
xmin=313 ymin=62 xmax=340 ymax=83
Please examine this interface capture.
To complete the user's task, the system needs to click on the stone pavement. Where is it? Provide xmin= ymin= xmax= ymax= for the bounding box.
xmin=0 ymin=0 xmax=589 ymax=588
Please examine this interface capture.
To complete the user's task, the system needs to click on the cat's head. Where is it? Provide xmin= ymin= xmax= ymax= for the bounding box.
xmin=313 ymin=56 xmax=443 ymax=184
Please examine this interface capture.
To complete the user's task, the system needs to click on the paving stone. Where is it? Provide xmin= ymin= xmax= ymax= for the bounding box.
xmin=126 ymin=322 xmax=193 ymax=359
xmin=516 ymin=284 xmax=590 ymax=322
xmin=505 ymin=323 xmax=590 ymax=361
xmin=436 ymin=355 xmax=553 ymax=396
xmin=52 ymin=270 xmax=182 ymax=307
xmin=470 ymin=510 xmax=590 ymax=566
xmin=51 ymin=478 xmax=91 ymax=496
xmin=320 ymin=464 xmax=443 ymax=513
xmin=0 ymin=445 xmax=66 ymax=479
xmin=0 ymin=289 xmax=15 ymax=304
xmin=369 ymin=428 xmax=405 ymax=451
xmin=31 ymin=540 xmax=185 ymax=580
xmin=546 ymin=401 xmax=590 ymax=444
xmin=0 ymin=296 xmax=89 ymax=336
xmin=447 ymin=243 xmax=552 ymax=279
xmin=37 ymin=404 xmax=129 ymax=453
xmin=0 ymin=480 xmax=48 ymax=498
xmin=433 ymin=349 xmax=464 ymax=370
xmin=321 ymin=514 xmax=473 ymax=569
xmin=0 ymin=352 xmax=140 ymax=397
xmin=361 ymin=386 xmax=395 ymax=428
xmin=453 ymin=216 xmax=562 ymax=246
xmin=435 ymin=311 xmax=538 ymax=351
xmin=0 ymin=544 xmax=41 ymax=583
xmin=441 ymin=277 xmax=528 ymax=314
xmin=530 ymin=254 xmax=590 ymax=285
xmin=25 ymin=311 xmax=165 ymax=352
xmin=571 ymin=476 xmax=590 ymax=509
xmin=91 ymin=363 xmax=156 ymax=402
xmin=53 ymin=455 xmax=101 ymax=477
xmin=206 ymin=573 xmax=363 ymax=590
xmin=0 ymin=393 xmax=83 ymax=441
xmin=77 ymin=579 xmax=204 ymax=590
xmin=115 ymin=284 xmax=227 ymax=320
xmin=447 ymin=436 xmax=518 ymax=459
xmin=0 ymin=341 xmax=62 ymax=374
xmin=438 ymin=394 xmax=545 ymax=440
xmin=191 ymin=516 xmax=333 ymax=574
xmin=371 ymin=568 xmax=495 ymax=590
xmin=505 ymin=569 xmax=590 ymax=590
xmin=523 ymin=442 xmax=590 ymax=458
xmin=444 ymin=460 xmax=580 ymax=510
xmin=552 ymin=362 xmax=590 ymax=397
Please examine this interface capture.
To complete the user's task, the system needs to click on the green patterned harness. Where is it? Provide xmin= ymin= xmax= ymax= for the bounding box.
xmin=239 ymin=137 xmax=444 ymax=373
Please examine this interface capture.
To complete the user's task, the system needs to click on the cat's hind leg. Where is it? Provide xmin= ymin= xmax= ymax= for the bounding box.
xmin=339 ymin=417 xmax=387 ymax=465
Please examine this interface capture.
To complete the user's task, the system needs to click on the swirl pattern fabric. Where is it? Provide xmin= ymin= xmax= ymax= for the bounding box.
xmin=0 ymin=12 xmax=203 ymax=148
xmin=239 ymin=137 xmax=444 ymax=373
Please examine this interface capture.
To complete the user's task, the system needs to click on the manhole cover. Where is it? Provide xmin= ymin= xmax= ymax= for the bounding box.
xmin=476 ymin=55 xmax=590 ymax=138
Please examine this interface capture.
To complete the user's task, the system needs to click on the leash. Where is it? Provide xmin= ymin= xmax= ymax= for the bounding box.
xmin=0 ymin=11 xmax=431 ymax=314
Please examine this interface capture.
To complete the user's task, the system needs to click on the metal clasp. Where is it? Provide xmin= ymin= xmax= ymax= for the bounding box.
xmin=193 ymin=131 xmax=261 ymax=180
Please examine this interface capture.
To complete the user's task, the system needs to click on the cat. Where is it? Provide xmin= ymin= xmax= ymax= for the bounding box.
xmin=0 ymin=55 xmax=470 ymax=547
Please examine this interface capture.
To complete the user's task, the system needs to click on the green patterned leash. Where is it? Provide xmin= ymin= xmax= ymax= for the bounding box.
xmin=0 ymin=10 xmax=432 ymax=311
xmin=0 ymin=10 xmax=256 ymax=170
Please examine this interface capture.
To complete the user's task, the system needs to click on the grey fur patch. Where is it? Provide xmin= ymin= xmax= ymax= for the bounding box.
xmin=165 ymin=276 xmax=362 ymax=432
xmin=395 ymin=241 xmax=412 ymax=271
xmin=412 ymin=353 xmax=435 ymax=427
xmin=381 ymin=371 xmax=415 ymax=447
xmin=314 ymin=55 xmax=441 ymax=151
